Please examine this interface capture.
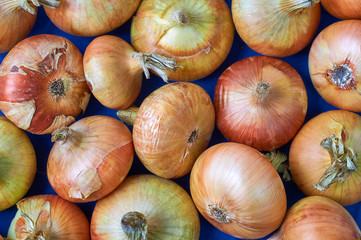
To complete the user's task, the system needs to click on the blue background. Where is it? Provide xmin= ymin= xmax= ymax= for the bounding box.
xmin=1 ymin=1 xmax=360 ymax=239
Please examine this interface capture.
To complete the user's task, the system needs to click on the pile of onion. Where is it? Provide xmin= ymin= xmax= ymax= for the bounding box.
xmin=47 ymin=115 xmax=134 ymax=203
xmin=130 ymin=0 xmax=234 ymax=81
xmin=117 ymin=82 xmax=215 ymax=179
xmin=91 ymin=174 xmax=200 ymax=240
xmin=190 ymin=142 xmax=287 ymax=239
xmin=269 ymin=196 xmax=361 ymax=240
xmin=289 ymin=110 xmax=361 ymax=206
xmin=7 ymin=195 xmax=90 ymax=239
xmin=232 ymin=0 xmax=321 ymax=57
xmin=321 ymin=0 xmax=361 ymax=19
xmin=44 ymin=0 xmax=141 ymax=37
xmin=83 ymin=35 xmax=179 ymax=110
xmin=214 ymin=56 xmax=307 ymax=151
xmin=0 ymin=116 xmax=36 ymax=211
xmin=309 ymin=20 xmax=361 ymax=112
xmin=0 ymin=34 xmax=90 ymax=134
xmin=0 ymin=0 xmax=59 ymax=53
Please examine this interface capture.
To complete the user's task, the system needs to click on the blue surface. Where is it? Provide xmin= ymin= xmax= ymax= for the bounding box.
xmin=0 ymin=1 xmax=360 ymax=239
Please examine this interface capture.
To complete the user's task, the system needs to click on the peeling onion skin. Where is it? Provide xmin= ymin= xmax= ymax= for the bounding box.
xmin=232 ymin=0 xmax=321 ymax=57
xmin=131 ymin=0 xmax=234 ymax=81
xmin=91 ymin=174 xmax=200 ymax=240
xmin=269 ymin=196 xmax=361 ymax=240
xmin=0 ymin=2 xmax=37 ymax=53
xmin=133 ymin=82 xmax=215 ymax=179
xmin=7 ymin=195 xmax=90 ymax=240
xmin=0 ymin=116 xmax=36 ymax=211
xmin=214 ymin=56 xmax=307 ymax=151
xmin=289 ymin=110 xmax=361 ymax=206
xmin=309 ymin=20 xmax=361 ymax=112
xmin=0 ymin=34 xmax=90 ymax=135
xmin=190 ymin=142 xmax=287 ymax=239
xmin=321 ymin=0 xmax=361 ymax=19
xmin=44 ymin=0 xmax=141 ymax=37
xmin=83 ymin=35 xmax=143 ymax=110
xmin=47 ymin=115 xmax=134 ymax=203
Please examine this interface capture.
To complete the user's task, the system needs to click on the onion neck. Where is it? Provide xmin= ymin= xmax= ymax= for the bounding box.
xmin=282 ymin=0 xmax=320 ymax=14
xmin=254 ymin=82 xmax=271 ymax=102
xmin=207 ymin=204 xmax=233 ymax=223
xmin=121 ymin=211 xmax=148 ymax=240
xmin=313 ymin=134 xmax=358 ymax=191
xmin=2 ymin=0 xmax=60 ymax=15
xmin=132 ymin=52 xmax=181 ymax=83
xmin=117 ymin=106 xmax=139 ymax=126
xmin=265 ymin=150 xmax=292 ymax=181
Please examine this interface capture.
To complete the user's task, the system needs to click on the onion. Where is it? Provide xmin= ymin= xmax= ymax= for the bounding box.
xmin=269 ymin=196 xmax=361 ymax=240
xmin=321 ymin=0 xmax=361 ymax=19
xmin=91 ymin=174 xmax=200 ymax=240
xmin=289 ymin=110 xmax=361 ymax=206
xmin=117 ymin=82 xmax=215 ymax=179
xmin=83 ymin=35 xmax=180 ymax=110
xmin=0 ymin=116 xmax=36 ymax=211
xmin=309 ymin=20 xmax=361 ymax=112
xmin=44 ymin=0 xmax=141 ymax=37
xmin=7 ymin=194 xmax=90 ymax=239
xmin=190 ymin=142 xmax=287 ymax=239
xmin=47 ymin=115 xmax=134 ymax=203
xmin=232 ymin=0 xmax=321 ymax=57
xmin=130 ymin=0 xmax=234 ymax=81
xmin=0 ymin=0 xmax=59 ymax=53
xmin=214 ymin=56 xmax=308 ymax=151
xmin=0 ymin=34 xmax=90 ymax=134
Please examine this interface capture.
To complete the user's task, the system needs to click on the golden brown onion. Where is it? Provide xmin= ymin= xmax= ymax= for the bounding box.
xmin=321 ymin=0 xmax=361 ymax=19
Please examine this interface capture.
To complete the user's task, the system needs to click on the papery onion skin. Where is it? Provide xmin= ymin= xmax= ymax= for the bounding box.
xmin=321 ymin=0 xmax=361 ymax=19
xmin=44 ymin=0 xmax=141 ymax=37
xmin=309 ymin=20 xmax=361 ymax=112
xmin=47 ymin=115 xmax=134 ymax=203
xmin=83 ymin=35 xmax=143 ymax=110
xmin=289 ymin=110 xmax=361 ymax=206
xmin=190 ymin=142 xmax=287 ymax=239
xmin=0 ymin=116 xmax=36 ymax=211
xmin=214 ymin=56 xmax=307 ymax=151
xmin=232 ymin=0 xmax=321 ymax=57
xmin=91 ymin=174 xmax=200 ymax=240
xmin=0 ymin=34 xmax=90 ymax=134
xmin=131 ymin=0 xmax=234 ymax=81
xmin=132 ymin=82 xmax=215 ymax=179
xmin=7 ymin=194 xmax=90 ymax=239
xmin=268 ymin=196 xmax=361 ymax=240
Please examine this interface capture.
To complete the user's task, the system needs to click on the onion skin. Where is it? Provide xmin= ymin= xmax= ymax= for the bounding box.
xmin=83 ymin=35 xmax=143 ymax=110
xmin=47 ymin=115 xmax=134 ymax=203
xmin=7 ymin=195 xmax=90 ymax=239
xmin=131 ymin=0 xmax=234 ymax=81
xmin=44 ymin=0 xmax=141 ymax=37
xmin=269 ymin=196 xmax=361 ymax=240
xmin=309 ymin=20 xmax=361 ymax=112
xmin=232 ymin=0 xmax=321 ymax=57
xmin=214 ymin=56 xmax=307 ymax=151
xmin=91 ymin=174 xmax=200 ymax=240
xmin=131 ymin=82 xmax=215 ymax=179
xmin=0 ymin=34 xmax=90 ymax=134
xmin=289 ymin=110 xmax=361 ymax=206
xmin=190 ymin=142 xmax=287 ymax=239
xmin=321 ymin=0 xmax=361 ymax=19
xmin=0 ymin=116 xmax=36 ymax=211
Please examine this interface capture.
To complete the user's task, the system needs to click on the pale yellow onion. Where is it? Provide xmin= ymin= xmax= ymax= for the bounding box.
xmin=190 ymin=142 xmax=287 ymax=239
xmin=117 ymin=82 xmax=215 ymax=179
xmin=0 ymin=116 xmax=36 ymax=211
xmin=7 ymin=195 xmax=90 ymax=239
xmin=44 ymin=0 xmax=141 ymax=37
xmin=47 ymin=115 xmax=134 ymax=203
xmin=321 ymin=0 xmax=361 ymax=19
xmin=131 ymin=0 xmax=234 ymax=81
xmin=83 ymin=35 xmax=179 ymax=110
xmin=232 ymin=0 xmax=321 ymax=57
xmin=309 ymin=20 xmax=361 ymax=112
xmin=269 ymin=196 xmax=361 ymax=240
xmin=91 ymin=174 xmax=200 ymax=240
